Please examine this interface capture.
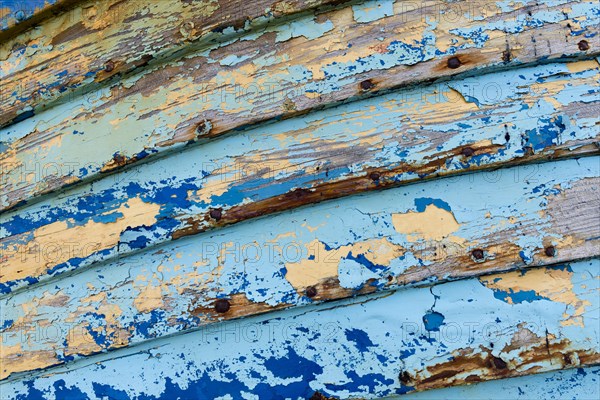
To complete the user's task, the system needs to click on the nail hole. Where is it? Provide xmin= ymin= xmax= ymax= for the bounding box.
xmin=462 ymin=147 xmax=475 ymax=157
xmin=305 ymin=286 xmax=318 ymax=298
xmin=578 ymin=40 xmax=590 ymax=51
xmin=214 ymin=299 xmax=230 ymax=313
xmin=209 ymin=208 xmax=222 ymax=221
xmin=447 ymin=56 xmax=462 ymax=69
xmin=104 ymin=61 xmax=115 ymax=72
xmin=544 ymin=246 xmax=556 ymax=257
xmin=471 ymin=249 xmax=485 ymax=261
xmin=369 ymin=172 xmax=381 ymax=181
xmin=360 ymin=79 xmax=375 ymax=91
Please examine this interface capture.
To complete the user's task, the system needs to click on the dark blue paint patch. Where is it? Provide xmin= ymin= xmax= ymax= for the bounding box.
xmin=344 ymin=251 xmax=386 ymax=272
xmin=135 ymin=309 xmax=166 ymax=337
xmin=325 ymin=370 xmax=395 ymax=394
xmin=261 ymin=346 xmax=324 ymax=380
xmin=53 ymin=380 xmax=89 ymax=400
xmin=423 ymin=311 xmax=445 ymax=332
xmin=93 ymin=383 xmax=130 ymax=400
xmin=489 ymin=287 xmax=548 ymax=304
xmin=1 ymin=319 xmax=14 ymax=330
xmin=519 ymin=250 xmax=532 ymax=264
xmin=414 ymin=198 xmax=452 ymax=212
xmin=345 ymin=328 xmax=376 ymax=352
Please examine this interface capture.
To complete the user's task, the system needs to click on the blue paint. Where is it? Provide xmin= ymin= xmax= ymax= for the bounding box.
xmin=489 ymin=287 xmax=548 ymax=304
xmin=345 ymin=328 xmax=376 ymax=352
xmin=414 ymin=198 xmax=452 ymax=212
xmin=92 ymin=383 xmax=129 ymax=400
xmin=423 ymin=311 xmax=445 ymax=332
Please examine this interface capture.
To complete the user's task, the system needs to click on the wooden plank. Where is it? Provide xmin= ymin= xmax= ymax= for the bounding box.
xmin=1 ymin=156 xmax=598 ymax=379
xmin=1 ymin=0 xmax=598 ymax=211
xmin=0 ymin=0 xmax=349 ymax=127
xmin=2 ymin=259 xmax=598 ymax=397
xmin=402 ymin=366 xmax=600 ymax=400
xmin=1 ymin=59 xmax=598 ymax=294
xmin=0 ymin=0 xmax=65 ymax=31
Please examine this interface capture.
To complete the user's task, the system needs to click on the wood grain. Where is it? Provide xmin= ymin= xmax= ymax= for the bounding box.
xmin=0 ymin=0 xmax=349 ymax=127
xmin=1 ymin=0 xmax=598 ymax=211
xmin=1 ymin=59 xmax=598 ymax=294
xmin=3 ymin=258 xmax=598 ymax=398
xmin=1 ymin=156 xmax=598 ymax=380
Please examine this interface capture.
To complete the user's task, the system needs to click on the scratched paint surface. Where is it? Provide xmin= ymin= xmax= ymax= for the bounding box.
xmin=1 ymin=156 xmax=598 ymax=379
xmin=1 ymin=60 xmax=599 ymax=294
xmin=2 ymin=259 xmax=598 ymax=398
xmin=1 ymin=0 xmax=598 ymax=210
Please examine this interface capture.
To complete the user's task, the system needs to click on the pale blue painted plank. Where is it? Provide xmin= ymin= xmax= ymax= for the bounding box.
xmin=1 ymin=60 xmax=598 ymax=294
xmin=2 ymin=259 xmax=598 ymax=398
xmin=1 ymin=156 xmax=598 ymax=380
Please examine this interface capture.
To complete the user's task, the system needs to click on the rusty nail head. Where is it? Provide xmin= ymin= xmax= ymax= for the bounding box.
xmin=104 ymin=61 xmax=115 ymax=72
xmin=578 ymin=40 xmax=590 ymax=51
xmin=214 ymin=299 xmax=230 ymax=313
xmin=462 ymin=147 xmax=475 ymax=157
xmin=360 ymin=79 xmax=375 ymax=91
xmin=447 ymin=56 xmax=462 ymax=69
xmin=471 ymin=249 xmax=485 ymax=260
xmin=544 ymin=246 xmax=556 ymax=257
xmin=369 ymin=172 xmax=381 ymax=181
xmin=306 ymin=286 xmax=317 ymax=298
xmin=209 ymin=208 xmax=222 ymax=221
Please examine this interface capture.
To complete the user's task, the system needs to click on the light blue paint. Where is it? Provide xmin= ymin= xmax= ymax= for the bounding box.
xmin=1 ymin=60 xmax=597 ymax=294
xmin=1 ymin=157 xmax=597 ymax=377
xmin=3 ymin=259 xmax=598 ymax=399
xmin=352 ymin=0 xmax=394 ymax=23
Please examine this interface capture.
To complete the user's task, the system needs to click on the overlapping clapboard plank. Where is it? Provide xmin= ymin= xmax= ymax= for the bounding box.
xmin=402 ymin=366 xmax=600 ymax=400
xmin=2 ymin=259 xmax=598 ymax=398
xmin=0 ymin=0 xmax=348 ymax=128
xmin=0 ymin=0 xmax=65 ymax=31
xmin=1 ymin=156 xmax=598 ymax=380
xmin=1 ymin=59 xmax=599 ymax=294
xmin=1 ymin=0 xmax=598 ymax=211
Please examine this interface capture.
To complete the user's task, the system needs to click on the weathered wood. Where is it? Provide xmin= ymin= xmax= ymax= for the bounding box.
xmin=0 ymin=0 xmax=66 ymax=31
xmin=402 ymin=367 xmax=600 ymax=400
xmin=1 ymin=59 xmax=598 ymax=294
xmin=0 ymin=0 xmax=350 ymax=126
xmin=1 ymin=0 xmax=598 ymax=211
xmin=3 ymin=259 xmax=598 ymax=398
xmin=1 ymin=157 xmax=598 ymax=379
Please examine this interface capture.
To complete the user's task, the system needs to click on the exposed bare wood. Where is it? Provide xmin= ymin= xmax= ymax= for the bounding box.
xmin=1 ymin=59 xmax=598 ymax=294
xmin=1 ymin=0 xmax=597 ymax=210
xmin=1 ymin=157 xmax=598 ymax=379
